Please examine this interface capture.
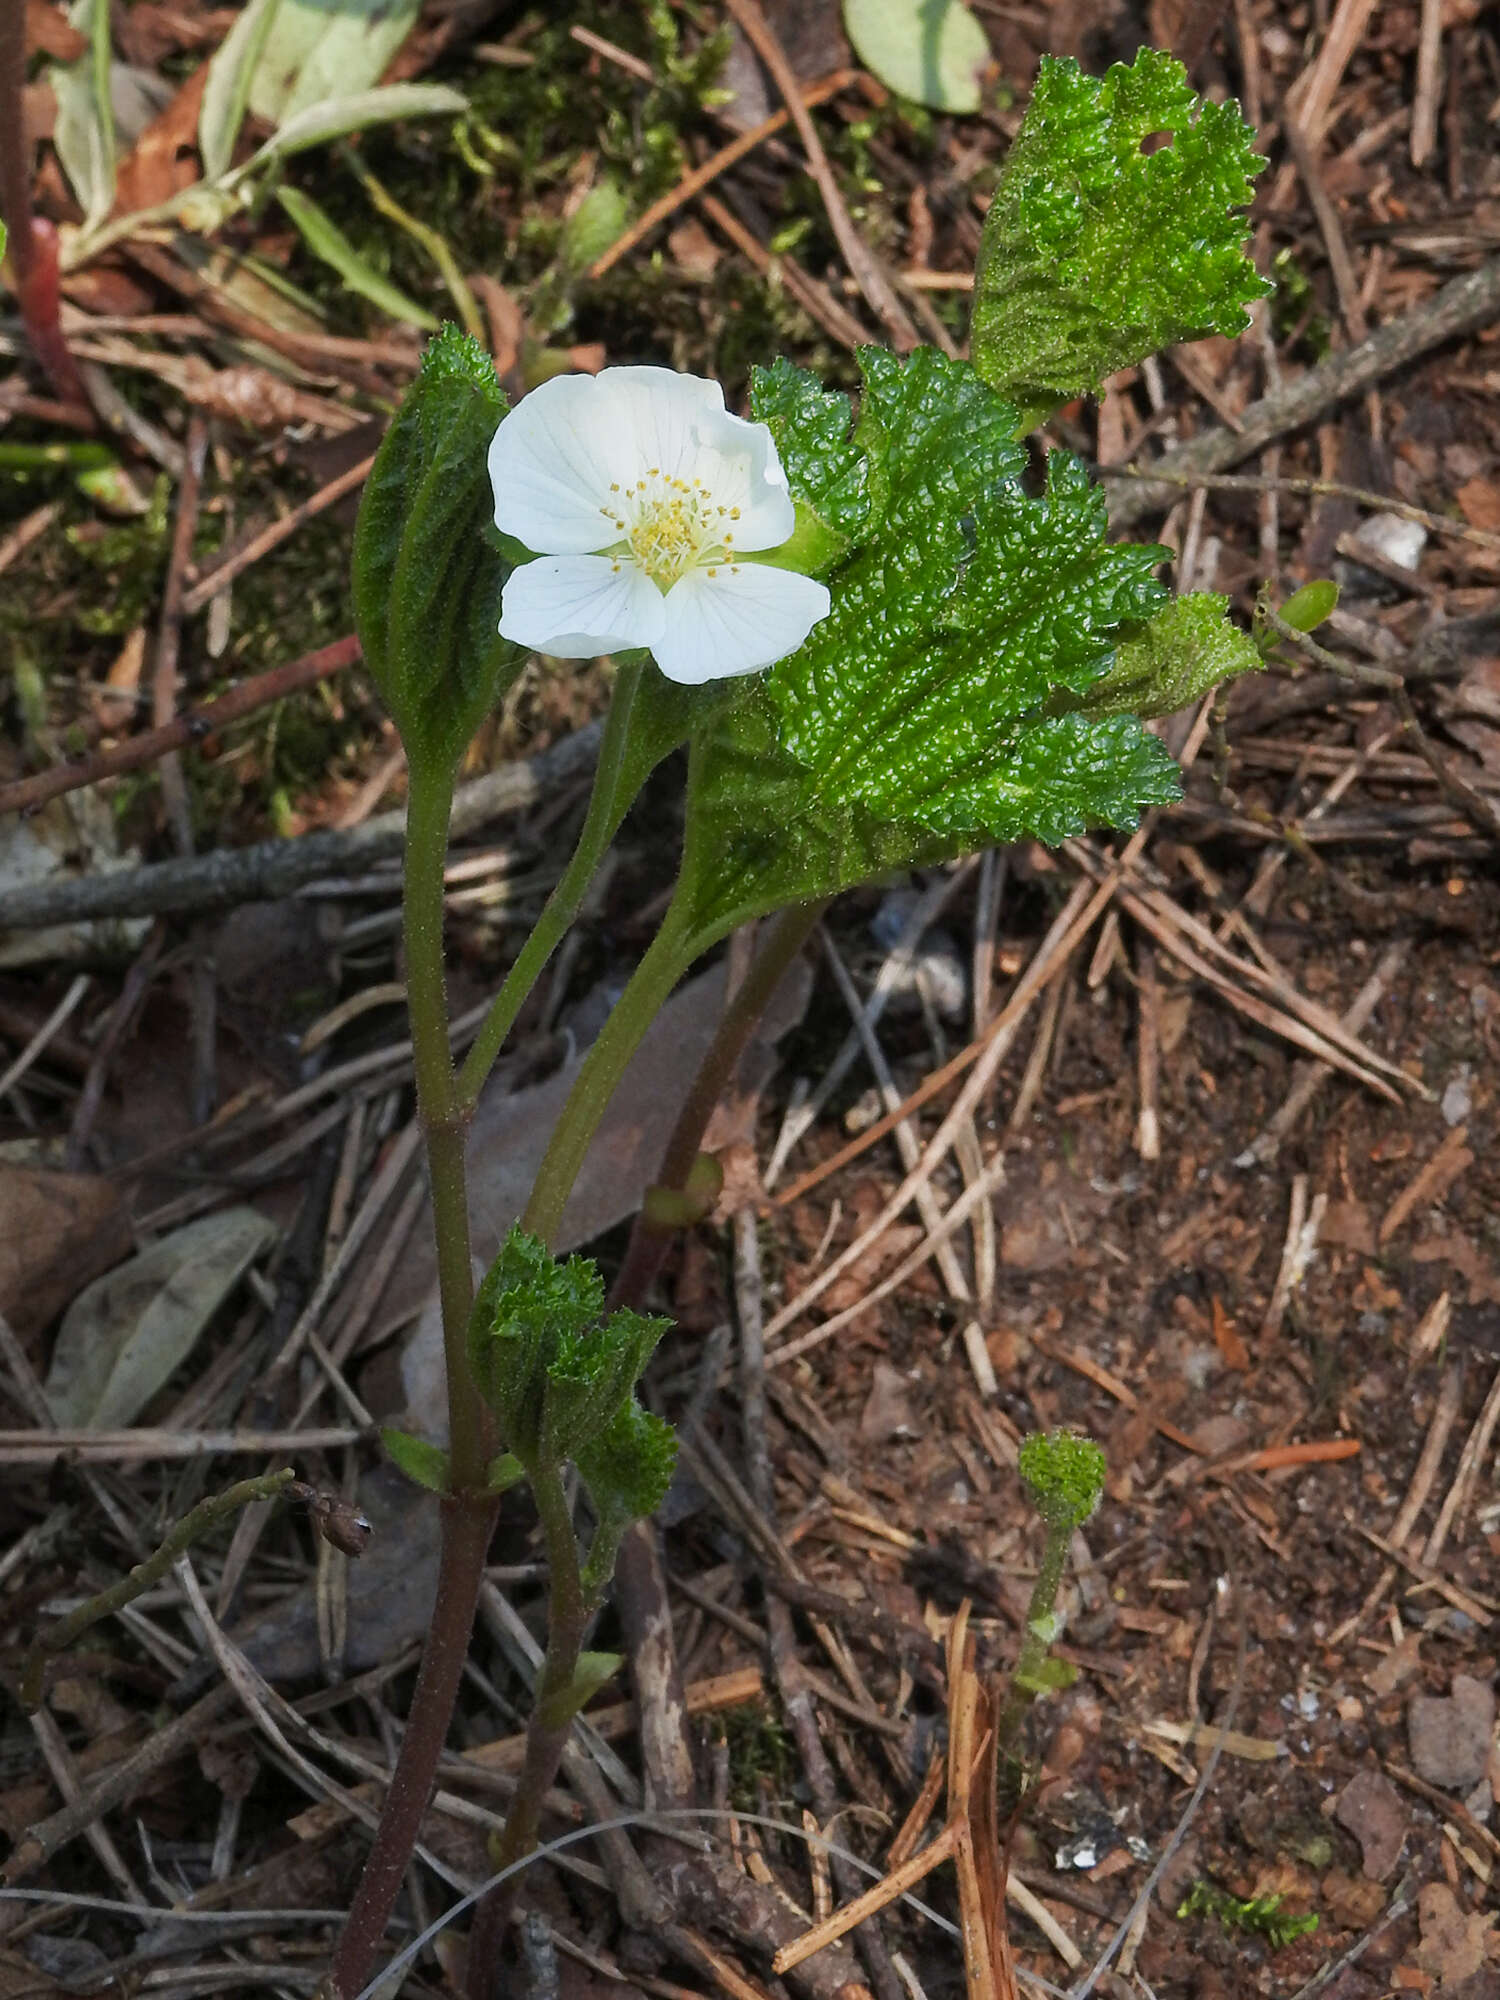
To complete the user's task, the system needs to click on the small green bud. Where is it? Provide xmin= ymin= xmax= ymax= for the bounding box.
xmin=559 ymin=178 xmax=629 ymax=274
xmin=381 ymin=1428 xmax=451 ymax=1493
xmin=1018 ymin=1429 xmax=1106 ymax=1530
xmin=1277 ymin=579 xmax=1339 ymax=633
xmin=538 ymin=1650 xmax=623 ymax=1729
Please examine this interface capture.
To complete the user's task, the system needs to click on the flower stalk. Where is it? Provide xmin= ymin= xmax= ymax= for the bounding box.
xmin=456 ymin=656 xmax=647 ymax=1114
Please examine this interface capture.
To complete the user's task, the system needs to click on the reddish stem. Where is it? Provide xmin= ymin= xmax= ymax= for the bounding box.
xmin=327 ymin=1495 xmax=498 ymax=2000
xmin=0 ymin=9 xmax=88 ymax=408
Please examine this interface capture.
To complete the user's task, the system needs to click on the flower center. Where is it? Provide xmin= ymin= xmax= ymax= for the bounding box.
xmin=599 ymin=470 xmax=741 ymax=590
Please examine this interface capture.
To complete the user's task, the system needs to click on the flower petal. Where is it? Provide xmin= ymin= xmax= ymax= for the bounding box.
xmin=589 ymin=366 xmax=729 ymax=485
xmin=683 ymin=404 xmax=796 ymax=553
xmin=500 ymin=555 xmax=666 ymax=658
xmin=650 ymin=563 xmax=830 ymax=684
xmin=489 ymin=374 xmax=640 ymax=555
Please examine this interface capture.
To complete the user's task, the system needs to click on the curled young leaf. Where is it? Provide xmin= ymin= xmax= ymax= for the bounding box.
xmin=1051 ymin=592 xmax=1262 ymax=722
xmin=1018 ymin=1429 xmax=1106 ymax=1530
xmin=352 ymin=325 xmax=525 ymax=784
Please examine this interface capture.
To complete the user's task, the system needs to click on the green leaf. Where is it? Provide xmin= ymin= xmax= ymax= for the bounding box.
xmin=750 ymin=357 xmax=872 ymax=541
xmin=275 ymin=186 xmax=439 ymax=331
xmin=543 ymin=1308 xmax=671 ymax=1466
xmin=843 ymin=0 xmax=991 ymax=114
xmin=575 ymin=1398 xmax=679 ymax=1528
xmin=352 ymin=324 xmax=524 ymax=781
xmin=538 ymin=1650 xmax=623 ymax=1729
xmin=971 ymin=50 xmax=1268 ymax=428
xmin=198 ymin=0 xmax=281 ymax=182
xmin=558 ymin=177 xmax=630 ymax=274
xmin=49 ymin=0 xmax=117 ymax=231
xmin=240 ymin=0 xmax=421 ymax=130
xmin=1018 ymin=1429 xmax=1106 ymax=1530
xmin=1052 ymin=592 xmax=1262 ymax=722
xmin=673 ymin=348 xmax=1181 ymax=941
xmin=381 ymin=1428 xmax=451 ymax=1493
xmin=1277 ymin=578 xmax=1339 ymax=634
xmin=243 ymin=84 xmax=468 ymax=172
xmin=467 ymin=1226 xmax=603 ymax=1462
xmin=467 ymin=1227 xmax=672 ymax=1482
xmin=485 ymin=1452 xmax=525 ymax=1494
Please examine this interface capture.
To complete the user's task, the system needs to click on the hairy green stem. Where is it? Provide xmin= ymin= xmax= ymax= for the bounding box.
xmin=402 ymin=768 xmax=486 ymax=1491
xmin=992 ymin=1511 xmax=1074 ymax=1814
xmin=22 ymin=1469 xmax=295 ymax=1707
xmin=328 ymin=766 xmax=495 ymax=2000
xmin=608 ymin=898 xmax=826 ymax=1312
xmin=463 ymin=1459 xmax=587 ymax=2000
xmin=455 ymin=660 xmax=645 ymax=1115
xmin=519 ymin=895 xmax=698 ymax=1250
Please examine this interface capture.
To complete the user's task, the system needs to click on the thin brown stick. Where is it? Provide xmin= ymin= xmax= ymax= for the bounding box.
xmin=774 ymin=878 xmax=1095 ymax=1210
xmin=0 ymin=636 xmax=363 ymax=818
xmin=697 ymin=191 xmax=868 ymax=350
xmin=1283 ymin=0 xmax=1382 ymax=150
xmin=1411 ymin=0 xmax=1445 ymax=168
xmin=1239 ymin=940 xmax=1409 ymax=1167
xmin=1105 ymin=257 xmax=1500 ymax=532
xmin=735 ymin=1208 xmax=904 ymax=2000
xmin=588 ymin=71 xmax=857 ymax=279
xmin=0 ymin=714 xmax=603 ymax=927
xmin=1134 ymin=940 xmax=1161 ymax=1162
xmin=0 ymin=1426 xmax=362 ymax=1464
xmin=4 ymin=1684 xmax=239 ymax=1884
xmin=182 ymin=456 xmax=376 ymax=616
xmin=1423 ymin=1363 xmax=1500 ymax=1565
xmin=1102 ymin=467 xmax=1500 ymax=554
xmin=1283 ymin=118 xmax=1368 ymax=348
xmin=0 ymin=503 xmax=61 ymax=579
xmin=721 ymin=0 xmax=918 ymax=350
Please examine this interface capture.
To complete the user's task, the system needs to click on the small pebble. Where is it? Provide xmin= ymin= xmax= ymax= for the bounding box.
xmin=1441 ymin=1070 xmax=1473 ymax=1126
xmin=1349 ymin=512 xmax=1428 ymax=572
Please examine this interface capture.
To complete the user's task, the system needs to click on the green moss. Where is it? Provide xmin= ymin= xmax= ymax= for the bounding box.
xmin=1178 ymin=1881 xmax=1318 ymax=1948
xmin=715 ymin=1701 xmax=796 ymax=1812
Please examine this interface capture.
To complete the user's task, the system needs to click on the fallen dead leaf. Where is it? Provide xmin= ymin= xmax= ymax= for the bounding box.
xmin=44 ymin=1207 xmax=277 ymax=1428
xmin=1332 ymin=1768 xmax=1408 ymax=1880
xmin=1415 ymin=1881 xmax=1496 ymax=1990
xmin=0 ymin=1163 xmax=131 ymax=1352
xmin=470 ymin=273 xmax=524 ymax=381
xmin=1321 ymin=1868 xmax=1387 ymax=1929
xmin=93 ymin=625 xmax=146 ymax=733
xmin=1365 ymin=1629 xmax=1424 ymax=1699
xmin=858 ymin=1361 xmax=921 ymax=1443
xmin=25 ymin=0 xmax=85 ymax=61
xmin=668 ymin=218 xmax=721 ymax=279
xmin=1410 ymin=1230 xmax=1500 ymax=1305
xmin=386 ymin=958 xmax=810 ymax=1433
xmin=113 ymin=62 xmax=206 ymax=214
xmin=1455 ymin=478 xmax=1500 ymax=536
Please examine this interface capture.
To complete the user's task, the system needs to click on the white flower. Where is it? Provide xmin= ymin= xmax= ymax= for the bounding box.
xmin=489 ymin=366 xmax=830 ymax=685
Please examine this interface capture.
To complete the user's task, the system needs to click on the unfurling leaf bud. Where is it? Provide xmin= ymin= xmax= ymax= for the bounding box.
xmin=352 ymin=325 xmax=526 ymax=784
xmin=1018 ymin=1429 xmax=1106 ymax=1531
